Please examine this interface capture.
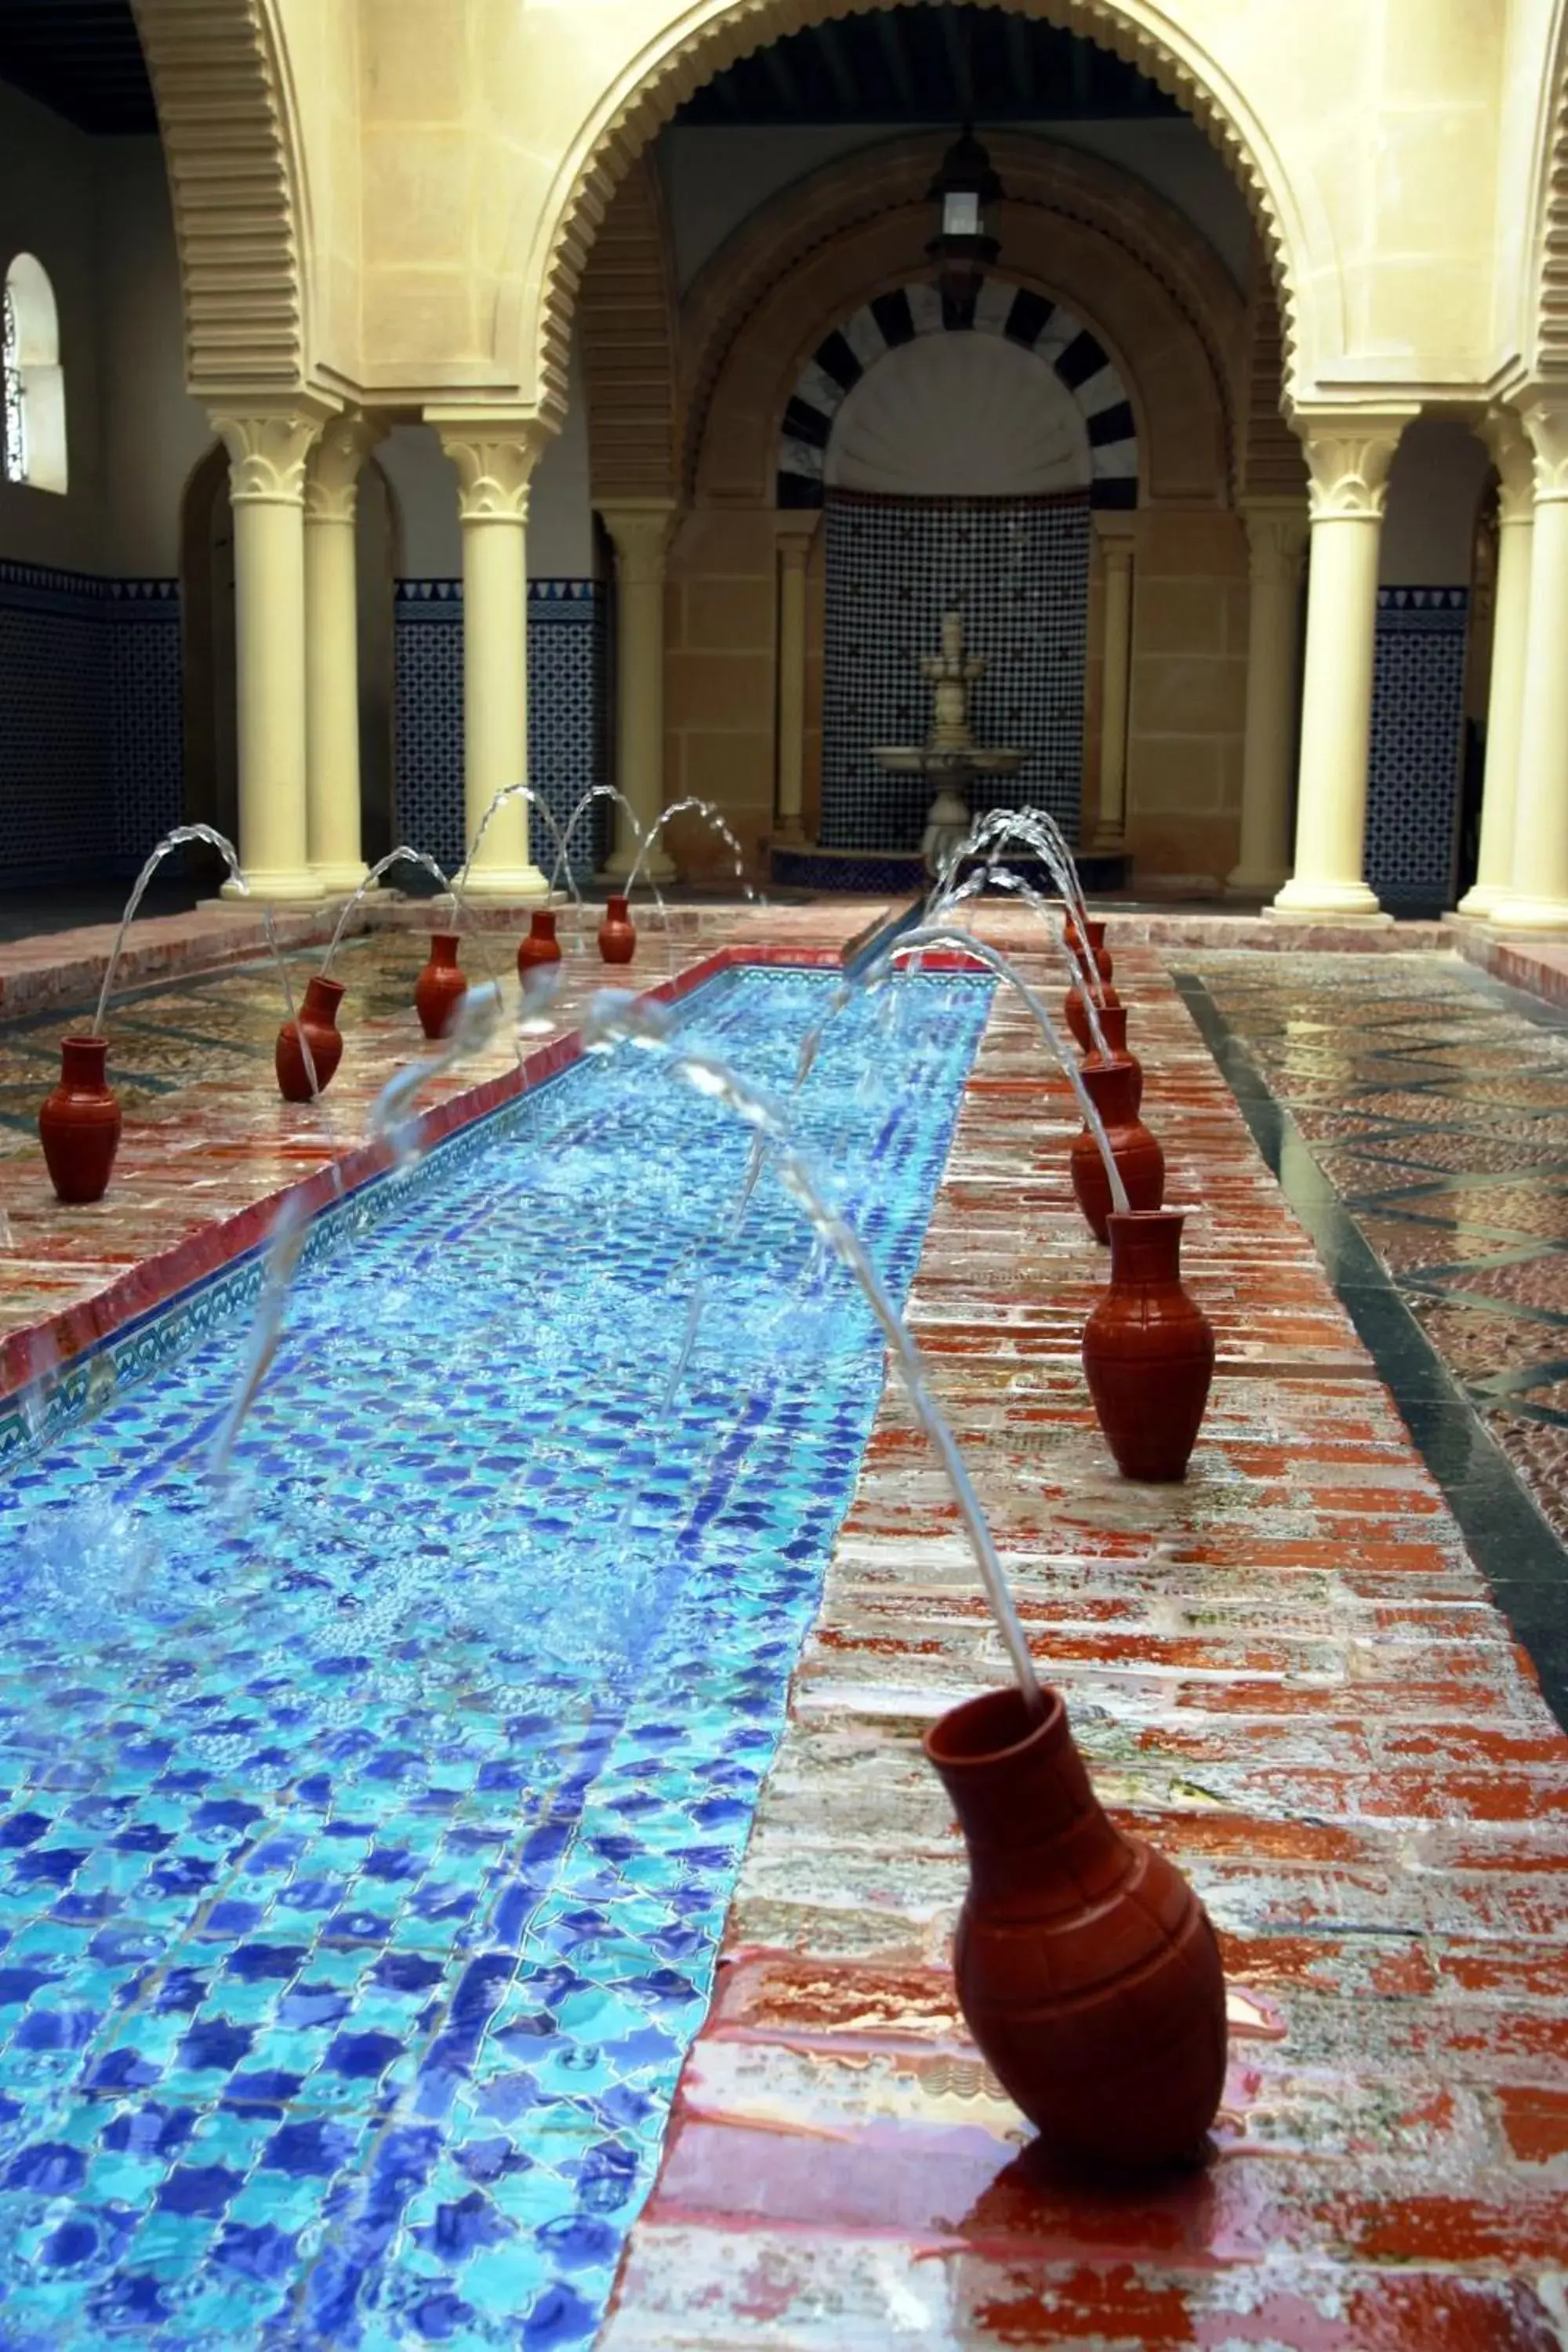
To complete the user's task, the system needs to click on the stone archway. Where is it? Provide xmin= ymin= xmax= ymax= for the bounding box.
xmin=129 ymin=0 xmax=307 ymax=394
xmin=525 ymin=0 xmax=1320 ymax=430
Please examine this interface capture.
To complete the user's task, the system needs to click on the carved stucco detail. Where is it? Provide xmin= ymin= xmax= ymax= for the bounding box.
xmin=1241 ymin=503 xmax=1309 ymax=586
xmin=1523 ymin=400 xmax=1568 ymax=503
xmin=1485 ymin=409 xmax=1538 ymax=525
xmin=601 ymin=503 xmax=678 ymax=587
xmin=304 ymin=416 xmax=384 ymax=524
xmin=537 ymin=0 xmax=1301 ymax=434
xmin=131 ymin=0 xmax=305 ymax=394
xmin=437 ymin=426 xmax=552 ymax=522
xmin=1535 ymin=16 xmax=1568 ymax=377
xmin=212 ymin=409 xmax=322 ymax=503
xmin=1300 ymin=423 xmax=1408 ymax=522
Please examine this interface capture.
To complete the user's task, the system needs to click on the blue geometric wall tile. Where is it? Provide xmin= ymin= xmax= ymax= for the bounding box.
xmin=0 ymin=564 xmax=181 ymax=886
xmin=393 ymin=580 xmax=609 ymax=881
xmin=1366 ymin=586 xmax=1468 ymax=910
xmin=821 ymin=494 xmax=1091 ymax=852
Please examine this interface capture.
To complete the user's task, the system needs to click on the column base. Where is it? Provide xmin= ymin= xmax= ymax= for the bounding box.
xmin=311 ymin=863 xmax=372 ymax=896
xmin=220 ymin=870 xmax=325 ymax=904
xmin=1492 ymin=894 xmax=1568 ymax=931
xmin=461 ymin=865 xmax=551 ymax=900
xmin=601 ymin=844 xmax=677 ymax=884
xmin=1270 ymin=875 xmax=1387 ymax=921
xmin=1224 ymin=864 xmax=1289 ymax=900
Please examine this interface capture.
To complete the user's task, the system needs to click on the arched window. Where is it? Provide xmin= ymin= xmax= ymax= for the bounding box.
xmin=2 ymin=256 xmax=66 ymax=495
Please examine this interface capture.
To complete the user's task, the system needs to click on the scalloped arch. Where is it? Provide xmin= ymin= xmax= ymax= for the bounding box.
xmin=129 ymin=0 xmax=307 ymax=394
xmin=526 ymin=0 xmax=1317 ymax=430
xmin=1534 ymin=0 xmax=1568 ymax=376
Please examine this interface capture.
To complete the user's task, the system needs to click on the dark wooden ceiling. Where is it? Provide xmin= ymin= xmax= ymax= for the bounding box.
xmin=0 ymin=0 xmax=156 ymax=137
xmin=677 ymin=5 xmax=1181 ymax=127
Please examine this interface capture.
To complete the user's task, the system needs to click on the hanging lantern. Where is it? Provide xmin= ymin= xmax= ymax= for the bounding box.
xmin=927 ymin=129 xmax=1003 ymax=310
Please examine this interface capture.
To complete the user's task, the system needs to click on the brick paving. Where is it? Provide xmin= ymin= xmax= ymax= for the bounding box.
xmin=604 ymin=935 xmax=1568 ymax=2350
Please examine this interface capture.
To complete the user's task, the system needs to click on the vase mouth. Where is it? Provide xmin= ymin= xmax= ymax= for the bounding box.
xmin=430 ymin=932 xmax=462 ymax=956
xmin=1106 ymin=1208 xmax=1188 ymax=1239
xmin=60 ymin=1033 xmax=107 ymax=1058
xmin=924 ymin=1682 xmax=1065 ymax=1772
xmin=306 ymin=972 xmax=347 ymax=1005
xmin=532 ymin=910 xmax=557 ymax=934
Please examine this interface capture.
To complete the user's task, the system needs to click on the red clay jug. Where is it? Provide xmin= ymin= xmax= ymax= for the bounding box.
xmin=415 ymin=933 xmax=468 ymax=1040
xmin=1079 ymin=998 xmax=1143 ymax=1117
xmin=517 ymin=909 xmax=562 ymax=978
xmin=1064 ymin=917 xmax=1117 ymax=1054
xmin=39 ymin=1036 xmax=122 ymax=1205
xmin=597 ymin=894 xmax=637 ymax=965
xmin=1083 ymin=1208 xmax=1215 ymax=1483
xmin=276 ymin=974 xmax=347 ymax=1103
xmin=924 ymin=1683 xmax=1228 ymax=2171
xmin=1070 ymin=1061 xmax=1164 ymax=1243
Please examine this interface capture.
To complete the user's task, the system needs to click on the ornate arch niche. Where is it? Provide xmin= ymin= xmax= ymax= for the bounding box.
xmin=526 ymin=0 xmax=1320 ymax=430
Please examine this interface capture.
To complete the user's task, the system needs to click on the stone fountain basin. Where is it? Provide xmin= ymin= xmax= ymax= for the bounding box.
xmin=873 ymin=747 xmax=1026 ymax=776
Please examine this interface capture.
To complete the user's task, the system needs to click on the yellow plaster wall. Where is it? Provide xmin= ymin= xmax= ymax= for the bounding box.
xmin=663 ymin=506 xmax=779 ymax=879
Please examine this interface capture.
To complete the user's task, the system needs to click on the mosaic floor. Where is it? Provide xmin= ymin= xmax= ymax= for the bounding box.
xmin=1181 ymin=951 xmax=1568 ymax=1548
xmin=0 ymin=908 xmax=1565 ymax=2348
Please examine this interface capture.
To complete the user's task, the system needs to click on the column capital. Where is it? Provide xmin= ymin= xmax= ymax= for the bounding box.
xmin=1482 ymin=409 xmax=1537 ymax=524
xmin=211 ymin=406 xmax=332 ymax=506
xmin=1520 ymin=400 xmax=1568 ymax=505
xmin=1294 ymin=412 xmax=1414 ymax=522
xmin=304 ymin=413 xmax=385 ymax=524
xmin=1240 ymin=501 xmax=1309 ymax=584
xmin=601 ymin=499 xmax=679 ymax=584
xmin=434 ymin=418 xmax=554 ymax=521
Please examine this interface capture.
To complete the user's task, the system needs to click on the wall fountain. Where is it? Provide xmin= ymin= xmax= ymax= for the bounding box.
xmin=875 ymin=611 xmax=1025 ymax=875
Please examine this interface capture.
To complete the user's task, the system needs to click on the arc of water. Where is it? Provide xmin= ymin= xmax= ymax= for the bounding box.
xmin=88 ymin=822 xmax=338 ymax=1105
xmin=937 ymin=808 xmax=1108 ymax=1010
xmin=315 ymin=844 xmax=521 ymax=1069
xmin=583 ymin=988 xmax=1045 ymax=1717
xmin=456 ymin=783 xmax=585 ymax=916
xmin=622 ymin=797 xmax=760 ymax=906
xmin=881 ymin=925 xmax=1129 ymax=1215
xmin=544 ymin=785 xmax=670 ymax=930
xmin=938 ymin=859 xmax=1111 ymax=1060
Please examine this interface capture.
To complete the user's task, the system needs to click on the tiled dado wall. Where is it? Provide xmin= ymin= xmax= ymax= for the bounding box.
xmin=820 ymin=492 xmax=1091 ymax=852
xmin=0 ymin=568 xmax=609 ymax=891
xmin=0 ymin=562 xmax=183 ymax=886
xmin=394 ymin=580 xmax=611 ymax=879
xmin=1366 ymin=586 xmax=1468 ymax=911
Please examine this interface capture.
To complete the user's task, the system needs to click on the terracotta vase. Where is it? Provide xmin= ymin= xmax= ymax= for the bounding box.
xmin=415 ymin=933 xmax=468 ymax=1040
xmin=1083 ymin=1209 xmax=1215 ymax=1483
xmin=1070 ymin=1062 xmax=1165 ymax=1243
xmin=276 ymin=975 xmax=347 ymax=1103
xmin=517 ymin=909 xmax=562 ymax=978
xmin=924 ymin=1683 xmax=1228 ymax=2171
xmin=1065 ymin=917 xmax=1118 ymax=1054
xmin=1065 ymin=915 xmax=1114 ymax=988
xmin=1080 ymin=1000 xmax=1144 ymax=1117
xmin=38 ymin=1036 xmax=122 ymax=1205
xmin=598 ymin=894 xmax=637 ymax=965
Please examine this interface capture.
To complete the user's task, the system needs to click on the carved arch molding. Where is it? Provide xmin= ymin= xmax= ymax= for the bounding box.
xmin=129 ymin=0 xmax=305 ymax=394
xmin=538 ymin=0 xmax=1304 ymax=430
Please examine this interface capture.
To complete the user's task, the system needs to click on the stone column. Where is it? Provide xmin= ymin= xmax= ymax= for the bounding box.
xmin=1272 ymin=417 xmax=1410 ymax=920
xmin=601 ymin=500 xmax=677 ymax=880
xmin=434 ymin=421 xmax=551 ymax=895
xmin=303 ymin=414 xmax=382 ymax=894
xmin=1501 ymin=404 xmax=1568 ymax=927
xmin=775 ymin=516 xmax=821 ymax=844
xmin=1458 ymin=414 xmax=1534 ymax=917
xmin=211 ymin=408 xmax=326 ymax=899
xmin=1087 ymin=521 xmax=1134 ymax=852
xmin=1226 ymin=502 xmax=1308 ymax=898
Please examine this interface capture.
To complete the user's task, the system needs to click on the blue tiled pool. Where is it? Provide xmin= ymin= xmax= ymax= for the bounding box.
xmin=0 ymin=965 xmax=990 ymax=2349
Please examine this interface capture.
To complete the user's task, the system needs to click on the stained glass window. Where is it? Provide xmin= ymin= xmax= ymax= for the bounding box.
xmin=2 ymin=281 xmax=23 ymax=485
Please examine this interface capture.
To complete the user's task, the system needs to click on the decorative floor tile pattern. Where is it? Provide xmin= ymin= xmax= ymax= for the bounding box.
xmin=1185 ymin=947 xmax=1568 ymax=1545
xmin=603 ymin=927 xmax=1568 ymax=2349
